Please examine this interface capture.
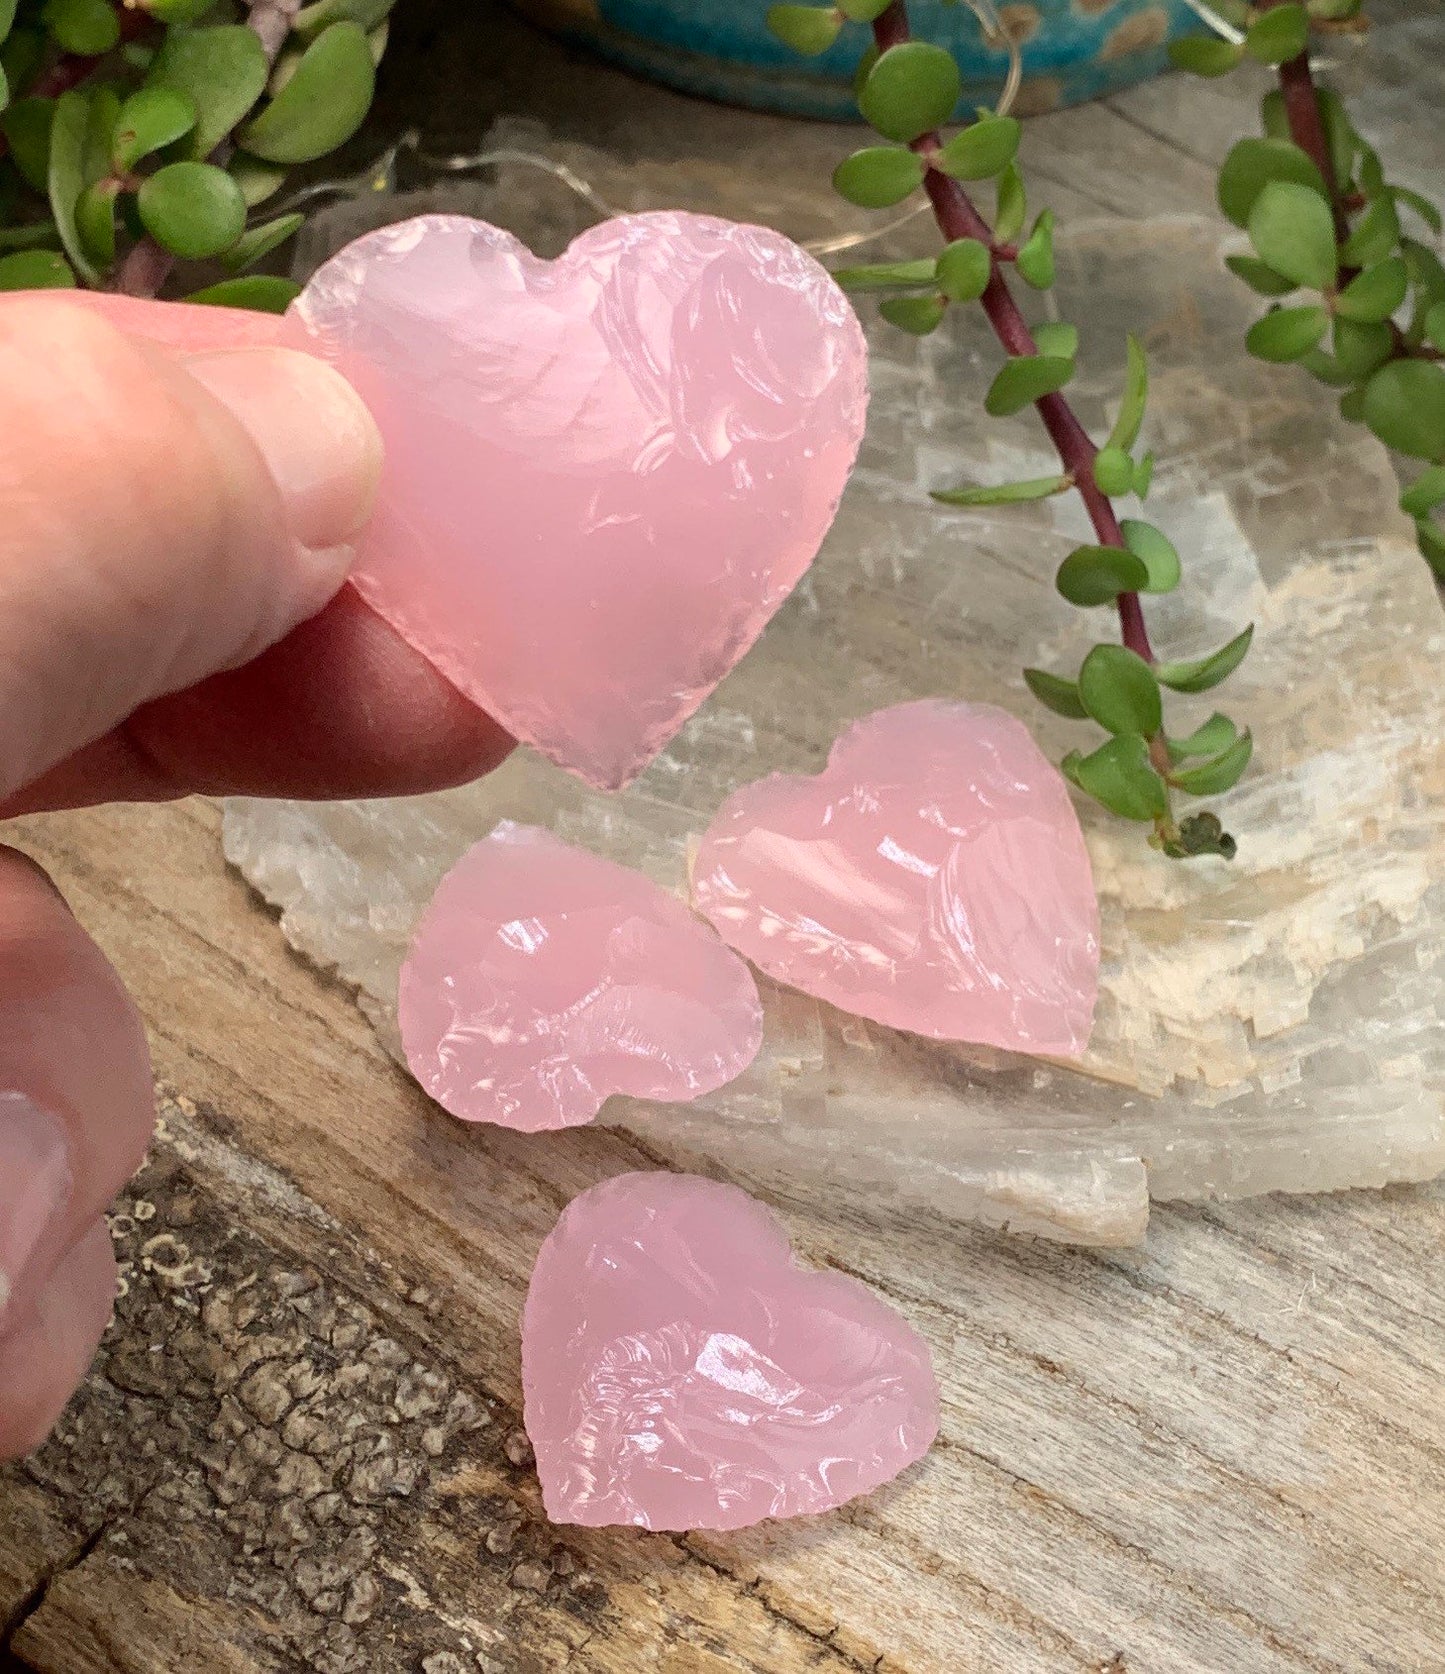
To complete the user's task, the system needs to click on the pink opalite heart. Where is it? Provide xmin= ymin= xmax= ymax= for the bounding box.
xmin=523 ymin=1171 xmax=938 ymax=1530
xmin=398 ymin=823 xmax=763 ymax=1131
xmin=693 ymin=700 xmax=1100 ymax=1055
xmin=282 ymin=211 xmax=868 ymax=790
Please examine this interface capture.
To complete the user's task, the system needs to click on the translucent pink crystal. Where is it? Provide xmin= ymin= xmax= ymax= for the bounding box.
xmin=398 ymin=823 xmax=763 ymax=1131
xmin=693 ymin=699 xmax=1100 ymax=1055
xmin=283 ymin=211 xmax=869 ymax=790
xmin=523 ymin=1171 xmax=938 ymax=1531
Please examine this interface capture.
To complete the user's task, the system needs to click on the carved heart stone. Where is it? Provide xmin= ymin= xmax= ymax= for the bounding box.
xmin=284 ymin=211 xmax=869 ymax=789
xmin=522 ymin=1171 xmax=938 ymax=1530
xmin=692 ymin=699 xmax=1100 ymax=1055
xmin=398 ymin=823 xmax=763 ymax=1130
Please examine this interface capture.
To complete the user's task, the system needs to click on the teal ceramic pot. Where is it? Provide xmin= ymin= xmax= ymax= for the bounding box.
xmin=510 ymin=0 xmax=1202 ymax=118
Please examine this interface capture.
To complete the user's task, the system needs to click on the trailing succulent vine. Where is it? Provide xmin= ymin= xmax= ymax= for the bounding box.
xmin=1169 ymin=1 xmax=1445 ymax=573
xmin=0 ymin=0 xmax=393 ymax=308
xmin=769 ymin=0 xmax=1255 ymax=860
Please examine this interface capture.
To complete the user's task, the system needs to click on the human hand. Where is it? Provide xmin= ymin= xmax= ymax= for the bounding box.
xmin=0 ymin=297 xmax=512 ymax=1460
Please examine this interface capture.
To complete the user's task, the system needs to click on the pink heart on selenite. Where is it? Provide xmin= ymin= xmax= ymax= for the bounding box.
xmin=522 ymin=1171 xmax=939 ymax=1531
xmin=46 ymin=214 xmax=867 ymax=791
xmin=285 ymin=212 xmax=869 ymax=789
xmin=692 ymin=699 xmax=1100 ymax=1056
xmin=398 ymin=823 xmax=763 ymax=1132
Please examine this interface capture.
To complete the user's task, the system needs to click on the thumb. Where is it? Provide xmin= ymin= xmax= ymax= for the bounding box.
xmin=0 ymin=298 xmax=382 ymax=800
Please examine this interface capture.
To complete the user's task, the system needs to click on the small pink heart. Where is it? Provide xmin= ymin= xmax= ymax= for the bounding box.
xmin=523 ymin=1171 xmax=938 ymax=1531
xmin=693 ymin=699 xmax=1100 ymax=1055
xmin=284 ymin=211 xmax=869 ymax=790
xmin=398 ymin=822 xmax=763 ymax=1131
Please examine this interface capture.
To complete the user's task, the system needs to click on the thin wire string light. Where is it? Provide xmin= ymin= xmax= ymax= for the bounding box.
xmin=1180 ymin=0 xmax=1246 ymax=47
xmin=273 ymin=6 xmax=1024 ymax=261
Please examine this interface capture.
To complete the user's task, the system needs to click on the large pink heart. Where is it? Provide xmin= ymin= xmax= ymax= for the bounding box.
xmin=51 ymin=215 xmax=867 ymax=791
xmin=523 ymin=1171 xmax=938 ymax=1531
xmin=693 ymin=700 xmax=1100 ymax=1055
xmin=285 ymin=212 xmax=868 ymax=789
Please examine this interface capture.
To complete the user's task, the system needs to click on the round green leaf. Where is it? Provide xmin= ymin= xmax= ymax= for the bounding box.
xmin=1335 ymin=257 xmax=1409 ymax=324
xmin=112 ymin=86 xmax=196 ymax=172
xmin=936 ymin=236 xmax=990 ymax=302
xmin=831 ymin=145 xmax=925 ymax=209
xmin=1032 ymin=322 xmax=1077 ymax=361
xmin=1170 ymin=731 xmax=1253 ymax=795
xmin=1331 ymin=316 xmax=1393 ymax=381
xmin=1362 ymin=359 xmax=1445 ymax=462
xmin=993 ymin=161 xmax=1026 ymax=243
xmin=1067 ymin=734 xmax=1168 ymax=822
xmin=75 ymin=177 xmax=116 ymax=267
xmin=858 ymin=42 xmax=960 ymax=143
xmin=1120 ymin=518 xmax=1182 ymax=592
xmin=1078 ymin=644 xmax=1163 ymax=737
xmin=764 ymin=4 xmax=841 ymax=56
xmin=1338 ymin=386 xmax=1367 ymax=424
xmin=985 ymin=353 xmax=1073 ymax=417
xmin=1245 ymin=303 xmax=1329 ymax=363
xmin=837 ymin=0 xmax=892 ymax=19
xmin=879 ymin=293 xmax=946 ymax=335
xmin=1056 ymin=544 xmax=1150 ymax=607
xmin=2 ymin=97 xmax=56 ymax=194
xmin=1016 ymin=209 xmax=1054 ymax=290
xmin=137 ymin=159 xmax=246 ymax=258
xmin=1225 ymin=254 xmax=1298 ymax=297
xmin=1426 ymin=300 xmax=1445 ymax=354
xmin=237 ymin=21 xmax=374 ymax=164
xmin=831 ymin=258 xmax=938 ymax=292
xmin=1217 ymin=137 xmax=1326 ymax=230
xmin=1023 ymin=667 xmax=1088 ymax=719
xmin=933 ymin=115 xmax=1019 ymax=181
xmin=0 ymin=246 xmax=74 ymax=288
xmin=147 ymin=24 xmax=269 ymax=158
xmin=1169 ymin=713 xmax=1238 ymax=761
xmin=47 ymin=89 xmax=96 ymax=283
xmin=1339 ymin=194 xmax=1401 ymax=268
xmin=186 ymin=274 xmax=301 ymax=311
xmin=1106 ymin=334 xmax=1149 ymax=453
xmin=229 ymin=154 xmax=287 ymax=207
xmin=1168 ymin=36 xmax=1245 ymax=76
xmin=1155 ymin=624 xmax=1255 ymax=693
xmin=1248 ymin=182 xmax=1338 ymax=292
xmin=1400 ymin=465 xmax=1445 ymax=519
xmin=1092 ymin=446 xmax=1134 ymax=497
xmin=42 ymin=0 xmax=119 ymax=57
xmin=221 ymin=209 xmax=303 ymax=273
xmin=1244 ymin=2 xmax=1307 ymax=64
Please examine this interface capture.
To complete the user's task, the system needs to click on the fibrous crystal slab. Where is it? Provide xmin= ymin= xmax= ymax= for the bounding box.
xmin=522 ymin=1171 xmax=938 ymax=1530
xmin=222 ymin=190 xmax=1445 ymax=1247
xmin=399 ymin=822 xmax=762 ymax=1132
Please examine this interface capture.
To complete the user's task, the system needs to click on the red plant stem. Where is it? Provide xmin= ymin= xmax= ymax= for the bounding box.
xmin=1256 ymin=0 xmax=1351 ymax=247
xmin=873 ymin=1 xmax=1155 ymax=663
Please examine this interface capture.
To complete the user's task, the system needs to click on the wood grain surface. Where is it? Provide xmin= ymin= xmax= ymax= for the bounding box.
xmin=3 ymin=5 xmax=1444 ymax=1670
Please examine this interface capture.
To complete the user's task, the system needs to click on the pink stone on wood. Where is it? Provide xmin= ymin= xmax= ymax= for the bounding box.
xmin=283 ymin=211 xmax=869 ymax=790
xmin=693 ymin=700 xmax=1100 ymax=1055
xmin=398 ymin=823 xmax=763 ymax=1131
xmin=523 ymin=1171 xmax=938 ymax=1531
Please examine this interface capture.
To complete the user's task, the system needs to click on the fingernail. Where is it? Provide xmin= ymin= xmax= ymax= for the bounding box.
xmin=0 ymin=1092 xmax=72 ymax=1325
xmin=184 ymin=347 xmax=384 ymax=554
